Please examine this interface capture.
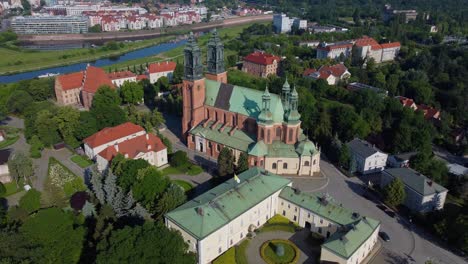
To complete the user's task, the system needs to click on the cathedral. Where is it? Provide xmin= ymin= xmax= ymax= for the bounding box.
xmin=181 ymin=30 xmax=320 ymax=176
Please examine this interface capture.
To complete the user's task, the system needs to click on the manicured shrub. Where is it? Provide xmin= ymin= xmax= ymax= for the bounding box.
xmin=19 ymin=189 xmax=41 ymax=213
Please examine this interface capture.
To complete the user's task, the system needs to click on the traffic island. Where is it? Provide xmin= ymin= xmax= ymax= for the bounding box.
xmin=260 ymin=239 xmax=300 ymax=264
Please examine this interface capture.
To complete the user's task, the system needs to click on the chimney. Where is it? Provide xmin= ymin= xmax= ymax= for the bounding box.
xmin=124 ymin=153 xmax=129 ymax=158
xmin=147 ymin=144 xmax=151 ymax=150
xmin=146 ymin=134 xmax=149 ymax=140
xmin=114 ymin=143 xmax=119 ymax=152
xmin=427 ymin=181 xmax=433 ymax=186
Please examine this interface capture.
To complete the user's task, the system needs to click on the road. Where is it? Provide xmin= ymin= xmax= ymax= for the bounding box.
xmin=19 ymin=15 xmax=273 ymax=42
xmin=290 ymin=160 xmax=467 ymax=264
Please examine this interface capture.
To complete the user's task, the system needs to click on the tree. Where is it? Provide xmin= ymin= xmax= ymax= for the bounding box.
xmin=172 ymin=63 xmax=184 ymax=84
xmin=384 ymin=178 xmax=406 ymax=207
xmin=75 ymin=111 xmax=98 ymax=141
xmin=54 ymin=106 xmax=80 ymax=147
xmin=8 ymin=152 xmax=33 ymax=188
xmin=82 ymin=201 xmax=96 ymax=218
xmin=19 ymin=189 xmax=41 ymax=213
xmin=29 ymin=135 xmax=44 ymax=158
xmin=120 ymin=81 xmax=144 ymax=105
xmin=96 ymin=222 xmax=196 ymax=264
xmin=155 ymin=76 xmax=170 ymax=92
xmin=236 ymin=152 xmax=249 ymax=174
xmin=20 ymin=208 xmax=85 ymax=264
xmin=218 ymin=147 xmax=234 ymax=177
xmin=116 ymin=159 xmax=150 ymax=192
xmin=91 ymin=86 xmax=126 ymax=129
xmin=0 ymin=229 xmax=43 ymax=262
xmin=155 ymin=184 xmax=186 ymax=217
xmin=0 ymin=183 xmax=5 ymax=196
xmin=339 ymin=144 xmax=351 ymax=169
xmin=35 ymin=109 xmax=61 ymax=147
xmin=170 ymin=151 xmax=189 ymax=168
xmin=132 ymin=167 xmax=170 ymax=211
xmin=7 ymin=90 xmax=33 ymax=114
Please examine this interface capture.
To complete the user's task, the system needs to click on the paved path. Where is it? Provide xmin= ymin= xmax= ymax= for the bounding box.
xmin=245 ymin=230 xmax=319 ymax=264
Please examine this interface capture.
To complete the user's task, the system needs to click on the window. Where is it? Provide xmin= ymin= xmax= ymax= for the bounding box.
xmin=217 ymin=144 xmax=220 ymax=151
xmin=293 ymin=215 xmax=297 ymax=221
xmin=272 ymin=163 xmax=277 ymax=169
xmin=230 ymin=240 xmax=233 ymax=245
xmin=218 ymin=247 xmax=222 ymax=253
xmin=260 ymin=160 xmax=264 ymax=166
xmin=294 ymin=207 xmax=297 ymax=212
xmin=240 ymin=233 xmax=243 ymax=238
xmin=304 ymin=161 xmax=310 ymax=166
xmin=320 ymin=219 xmax=323 ymax=224
xmin=282 ymin=210 xmax=286 ymax=216
xmin=267 ymin=130 xmax=271 ymax=142
xmin=208 ymin=142 xmax=212 ymax=149
xmin=283 ymin=163 xmax=288 ymax=169
xmin=191 ymin=135 xmax=195 ymax=142
xmin=313 ymin=160 xmax=316 ymax=165
xmin=308 ymin=213 xmax=310 ymax=218
xmin=288 ymin=128 xmax=293 ymax=141
xmin=318 ymin=227 xmax=322 ymax=234
xmin=288 ymin=204 xmax=290 ymax=209
xmin=276 ymin=127 xmax=281 ymax=138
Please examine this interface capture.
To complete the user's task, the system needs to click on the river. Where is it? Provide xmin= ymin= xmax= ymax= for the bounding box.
xmin=0 ymin=39 xmax=187 ymax=84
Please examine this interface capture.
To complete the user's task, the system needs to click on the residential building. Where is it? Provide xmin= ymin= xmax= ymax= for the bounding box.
xmin=387 ymin=152 xmax=417 ymax=168
xmin=303 ymin=64 xmax=351 ymax=85
xmin=273 ymin=13 xmax=290 ymax=33
xmin=165 ymin=167 xmax=380 ymax=264
xmin=95 ymin=132 xmax=168 ymax=171
xmin=308 ymin=24 xmax=349 ymax=33
xmin=347 ymin=138 xmax=388 ymax=175
xmin=383 ymin=4 xmax=418 ymax=23
xmin=396 ymin=96 xmax=441 ymax=120
xmin=0 ymin=149 xmax=11 ymax=184
xmin=11 ymin=15 xmax=88 ymax=34
xmin=148 ymin=61 xmax=177 ymax=83
xmin=83 ymin=122 xmax=168 ymax=171
xmin=183 ymin=31 xmax=320 ymax=176
xmin=380 ymin=168 xmax=448 ymax=213
xmin=447 ymin=163 xmax=468 ymax=178
xmin=317 ymin=36 xmax=400 ymax=63
xmin=107 ymin=71 xmax=137 ymax=87
xmin=242 ymin=51 xmax=281 ymax=78
xmin=347 ymin=82 xmax=388 ymax=96
xmin=299 ymin=40 xmax=320 ymax=48
xmin=54 ymin=65 xmax=115 ymax=109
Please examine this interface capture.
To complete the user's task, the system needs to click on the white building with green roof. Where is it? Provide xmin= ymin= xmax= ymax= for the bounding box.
xmin=181 ymin=30 xmax=320 ymax=176
xmin=165 ymin=167 xmax=380 ymax=264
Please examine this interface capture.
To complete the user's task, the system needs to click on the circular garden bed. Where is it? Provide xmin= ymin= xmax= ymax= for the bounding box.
xmin=260 ymin=239 xmax=300 ymax=264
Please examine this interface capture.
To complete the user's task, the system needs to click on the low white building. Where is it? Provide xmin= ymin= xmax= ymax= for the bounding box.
xmin=95 ymin=133 xmax=167 ymax=171
xmin=380 ymin=168 xmax=448 ymax=213
xmin=0 ymin=130 xmax=5 ymax=142
xmin=0 ymin=149 xmax=12 ymax=184
xmin=83 ymin=122 xmax=146 ymax=160
xmin=107 ymin=71 xmax=137 ymax=87
xmin=148 ymin=61 xmax=177 ymax=83
xmin=347 ymin=138 xmax=388 ymax=175
xmin=303 ymin=64 xmax=351 ymax=85
xmin=165 ymin=167 xmax=380 ymax=264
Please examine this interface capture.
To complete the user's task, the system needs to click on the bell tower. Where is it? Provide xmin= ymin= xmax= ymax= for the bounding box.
xmin=283 ymin=82 xmax=301 ymax=145
xmin=205 ymin=28 xmax=227 ymax=83
xmin=182 ymin=32 xmax=206 ymax=140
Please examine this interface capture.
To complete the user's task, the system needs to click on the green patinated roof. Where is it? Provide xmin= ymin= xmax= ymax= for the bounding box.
xmin=280 ymin=186 xmax=380 ymax=259
xmin=189 ymin=121 xmax=256 ymax=151
xmin=296 ymin=140 xmax=318 ymax=156
xmin=248 ymin=140 xmax=268 ymax=157
xmin=165 ymin=167 xmax=291 ymax=239
xmin=267 ymin=140 xmax=300 ymax=158
xmin=279 ymin=187 xmax=360 ymax=226
xmin=322 ymin=217 xmax=380 ymax=259
xmin=204 ymin=79 xmax=285 ymax=123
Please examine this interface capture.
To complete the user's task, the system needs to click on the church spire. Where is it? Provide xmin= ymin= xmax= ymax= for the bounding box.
xmin=281 ymin=77 xmax=291 ymax=111
xmin=258 ymin=85 xmax=272 ymax=124
xmin=207 ymin=28 xmax=225 ymax=75
xmin=285 ymin=85 xmax=301 ymax=123
xmin=184 ymin=32 xmax=203 ymax=81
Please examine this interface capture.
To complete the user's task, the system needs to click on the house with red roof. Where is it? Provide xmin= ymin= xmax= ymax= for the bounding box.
xmin=396 ymin=96 xmax=441 ymax=120
xmin=316 ymin=36 xmax=400 ymax=63
xmin=241 ymin=51 xmax=281 ymax=78
xmin=83 ymin=122 xmax=167 ymax=171
xmin=148 ymin=61 xmax=177 ymax=83
xmin=303 ymin=63 xmax=351 ymax=85
xmin=55 ymin=65 xmax=135 ymax=109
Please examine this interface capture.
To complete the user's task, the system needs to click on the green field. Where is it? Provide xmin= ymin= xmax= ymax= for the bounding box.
xmin=70 ymin=155 xmax=93 ymax=168
xmin=0 ymin=182 xmax=22 ymax=197
xmin=172 ymin=179 xmax=193 ymax=192
xmin=0 ymin=36 xmax=174 ymax=75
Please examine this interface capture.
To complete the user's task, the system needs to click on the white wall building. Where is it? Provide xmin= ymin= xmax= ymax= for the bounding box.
xmin=165 ymin=167 xmax=380 ymax=264
xmin=347 ymin=138 xmax=388 ymax=175
xmin=380 ymin=168 xmax=448 ymax=213
xmin=0 ymin=149 xmax=12 ymax=184
xmin=107 ymin=71 xmax=137 ymax=87
xmin=148 ymin=61 xmax=177 ymax=83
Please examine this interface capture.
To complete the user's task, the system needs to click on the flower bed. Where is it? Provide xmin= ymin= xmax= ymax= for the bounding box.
xmin=260 ymin=239 xmax=300 ymax=264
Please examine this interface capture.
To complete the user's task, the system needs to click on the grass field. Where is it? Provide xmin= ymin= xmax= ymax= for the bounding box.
xmin=70 ymin=155 xmax=93 ymax=168
xmin=0 ymin=135 xmax=19 ymax=149
xmin=213 ymin=247 xmax=236 ymax=264
xmin=0 ymin=182 xmax=22 ymax=197
xmin=172 ymin=179 xmax=193 ymax=192
xmin=0 ymin=36 xmax=174 ymax=75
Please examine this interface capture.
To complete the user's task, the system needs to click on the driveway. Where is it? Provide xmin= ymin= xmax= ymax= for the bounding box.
xmin=245 ymin=230 xmax=319 ymax=264
xmin=297 ymin=160 xmax=467 ymax=264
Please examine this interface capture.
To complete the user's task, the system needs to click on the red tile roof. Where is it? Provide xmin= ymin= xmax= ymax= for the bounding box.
xmin=57 ymin=71 xmax=84 ymax=91
xmin=243 ymin=51 xmax=281 ymax=66
xmin=107 ymin=70 xmax=137 ymax=80
xmin=418 ymin=104 xmax=440 ymax=120
xmin=354 ymin=36 xmax=379 ymax=47
xmin=148 ymin=61 xmax=177 ymax=73
xmin=97 ymin=133 xmax=166 ymax=161
xmin=396 ymin=96 xmax=416 ymax=108
xmin=83 ymin=122 xmax=145 ymax=148
xmin=380 ymin=42 xmax=401 ymax=49
xmin=317 ymin=43 xmax=353 ymax=51
xmin=318 ymin=64 xmax=348 ymax=78
xmin=82 ymin=66 xmax=115 ymax=93
xmin=303 ymin=68 xmax=317 ymax=77
xmin=137 ymin=74 xmax=148 ymax=81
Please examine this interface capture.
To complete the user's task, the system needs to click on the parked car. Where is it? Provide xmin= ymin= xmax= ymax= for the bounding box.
xmin=385 ymin=210 xmax=396 ymax=218
xmin=377 ymin=204 xmax=387 ymax=211
xmin=379 ymin=231 xmax=390 ymax=242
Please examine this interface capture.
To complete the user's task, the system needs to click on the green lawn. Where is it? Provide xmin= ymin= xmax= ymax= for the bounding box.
xmin=161 ymin=164 xmax=203 ymax=176
xmin=258 ymin=214 xmax=299 ymax=233
xmin=0 ymin=136 xmax=19 ymax=149
xmin=0 ymin=182 xmax=22 ymax=197
xmin=70 ymin=155 xmax=93 ymax=168
xmin=213 ymin=247 xmax=236 ymax=264
xmin=261 ymin=240 xmax=299 ymax=264
xmin=235 ymin=239 xmax=250 ymax=264
xmin=0 ymin=36 xmax=174 ymax=75
xmin=172 ymin=179 xmax=193 ymax=192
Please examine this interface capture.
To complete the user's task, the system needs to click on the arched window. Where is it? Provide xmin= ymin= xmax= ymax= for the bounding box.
xmin=283 ymin=163 xmax=288 ymax=169
xmin=276 ymin=127 xmax=281 ymax=139
xmin=313 ymin=159 xmax=316 ymax=165
xmin=304 ymin=161 xmax=310 ymax=166
xmin=260 ymin=160 xmax=264 ymax=166
xmin=272 ymin=163 xmax=277 ymax=169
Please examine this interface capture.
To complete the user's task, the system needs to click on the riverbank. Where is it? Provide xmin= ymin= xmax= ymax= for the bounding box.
xmin=0 ymin=15 xmax=271 ymax=75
